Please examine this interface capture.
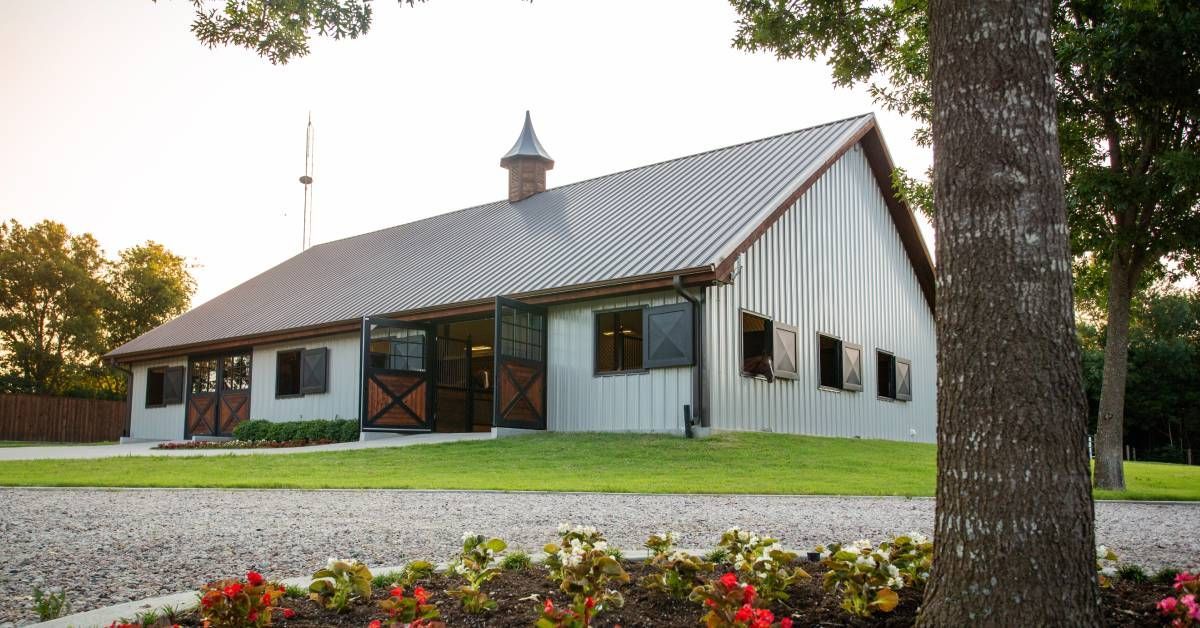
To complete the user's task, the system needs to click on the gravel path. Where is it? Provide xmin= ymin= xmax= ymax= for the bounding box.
xmin=1 ymin=488 xmax=1196 ymax=626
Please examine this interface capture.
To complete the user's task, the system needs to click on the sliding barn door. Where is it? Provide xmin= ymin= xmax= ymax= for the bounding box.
xmin=361 ymin=317 xmax=435 ymax=431
xmin=493 ymin=297 xmax=548 ymax=430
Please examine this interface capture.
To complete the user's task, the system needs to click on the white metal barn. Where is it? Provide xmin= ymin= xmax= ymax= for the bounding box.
xmin=105 ymin=113 xmax=937 ymax=443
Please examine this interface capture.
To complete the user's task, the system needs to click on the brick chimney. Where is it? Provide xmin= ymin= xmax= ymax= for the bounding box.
xmin=500 ymin=111 xmax=554 ymax=202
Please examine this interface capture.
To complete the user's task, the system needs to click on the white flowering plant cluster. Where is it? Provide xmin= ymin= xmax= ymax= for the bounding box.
xmin=544 ymin=523 xmax=630 ymax=614
xmin=308 ymin=558 xmax=374 ymax=613
xmin=815 ymin=533 xmax=932 ymax=618
xmin=1096 ymin=545 xmax=1120 ymax=588
xmin=638 ymin=531 xmax=716 ymax=600
xmin=716 ymin=527 xmax=810 ymax=605
xmin=447 ymin=532 xmax=508 ymax=613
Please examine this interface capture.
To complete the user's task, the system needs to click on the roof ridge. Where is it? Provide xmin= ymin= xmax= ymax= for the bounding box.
xmin=310 ymin=113 xmax=875 ymax=250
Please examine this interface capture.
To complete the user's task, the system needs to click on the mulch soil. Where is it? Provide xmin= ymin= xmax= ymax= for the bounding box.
xmin=157 ymin=563 xmax=1173 ymax=627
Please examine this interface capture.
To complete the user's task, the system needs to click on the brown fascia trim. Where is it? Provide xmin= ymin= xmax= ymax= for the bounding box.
xmin=105 ymin=268 xmax=717 ymax=365
xmin=712 ymin=121 xmax=936 ymax=311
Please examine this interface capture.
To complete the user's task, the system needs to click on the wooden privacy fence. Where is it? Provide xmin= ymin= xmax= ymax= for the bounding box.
xmin=0 ymin=394 xmax=127 ymax=443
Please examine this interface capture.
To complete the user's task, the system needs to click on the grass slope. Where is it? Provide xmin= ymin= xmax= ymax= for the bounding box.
xmin=0 ymin=432 xmax=1193 ymax=500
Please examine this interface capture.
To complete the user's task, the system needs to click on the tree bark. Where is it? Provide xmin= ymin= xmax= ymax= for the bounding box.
xmin=920 ymin=0 xmax=1101 ymax=625
xmin=1093 ymin=254 xmax=1138 ymax=490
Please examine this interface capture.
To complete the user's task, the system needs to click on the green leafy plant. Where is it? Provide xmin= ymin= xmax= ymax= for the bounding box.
xmin=447 ymin=532 xmax=506 ymax=613
xmin=690 ymin=572 xmax=793 ymax=628
xmin=536 ymin=596 xmax=596 ymax=628
xmin=501 ymin=550 xmax=533 ymax=571
xmin=199 ymin=571 xmax=293 ymax=627
xmin=232 ymin=418 xmax=359 ymax=443
xmin=1118 ymin=564 xmax=1148 ymax=584
xmin=1157 ymin=567 xmax=1184 ymax=585
xmin=641 ymin=550 xmax=715 ymax=600
xmin=132 ymin=608 xmax=160 ymax=625
xmin=31 ymin=586 xmax=70 ymax=621
xmin=309 ymin=558 xmax=373 ymax=612
xmin=704 ymin=547 xmax=730 ymax=565
xmin=644 ymin=531 xmax=679 ymax=557
xmin=816 ymin=533 xmax=931 ymax=618
xmin=372 ymin=585 xmax=445 ymax=628
xmin=373 ymin=561 xmax=435 ymax=590
xmin=283 ymin=585 xmax=307 ymax=599
xmin=544 ymin=524 xmax=629 ymax=614
xmin=716 ymin=528 xmax=809 ymax=605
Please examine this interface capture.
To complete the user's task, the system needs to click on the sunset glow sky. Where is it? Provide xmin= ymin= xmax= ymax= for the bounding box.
xmin=1 ymin=0 xmax=933 ymax=307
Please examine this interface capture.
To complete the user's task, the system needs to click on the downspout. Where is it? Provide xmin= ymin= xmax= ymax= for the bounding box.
xmin=673 ymin=275 xmax=704 ymax=438
xmin=107 ymin=359 xmax=133 ymax=438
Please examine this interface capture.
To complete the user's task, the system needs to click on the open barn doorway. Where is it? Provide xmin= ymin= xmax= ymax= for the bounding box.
xmin=434 ymin=317 xmax=495 ymax=432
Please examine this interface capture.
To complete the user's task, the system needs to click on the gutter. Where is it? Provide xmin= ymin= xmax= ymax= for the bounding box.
xmin=672 ymin=275 xmax=705 ymax=438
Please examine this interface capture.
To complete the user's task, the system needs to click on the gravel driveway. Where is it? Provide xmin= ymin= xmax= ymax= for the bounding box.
xmin=1 ymin=488 xmax=1196 ymax=625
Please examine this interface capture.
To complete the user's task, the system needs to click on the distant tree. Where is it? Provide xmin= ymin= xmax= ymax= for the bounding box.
xmin=918 ymin=0 xmax=1101 ymax=625
xmin=104 ymin=242 xmax=195 ymax=350
xmin=0 ymin=220 xmax=107 ymax=394
xmin=730 ymin=0 xmax=1200 ymax=492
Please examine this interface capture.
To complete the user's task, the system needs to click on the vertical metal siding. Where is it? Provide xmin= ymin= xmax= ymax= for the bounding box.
xmin=129 ymin=357 xmax=188 ymax=440
xmin=705 ymin=146 xmax=937 ymax=442
xmin=547 ymin=291 xmax=694 ymax=433
xmin=250 ymin=333 xmax=361 ymax=422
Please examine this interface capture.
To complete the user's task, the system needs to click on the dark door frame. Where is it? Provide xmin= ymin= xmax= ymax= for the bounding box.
xmin=360 ymin=316 xmax=437 ymax=432
xmin=493 ymin=296 xmax=549 ymax=430
xmin=184 ymin=349 xmax=252 ymax=438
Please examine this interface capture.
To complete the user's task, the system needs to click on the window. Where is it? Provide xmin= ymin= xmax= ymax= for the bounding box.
xmin=877 ymin=351 xmax=897 ymax=399
xmin=817 ymin=335 xmax=864 ymax=391
xmin=499 ymin=305 xmax=544 ymax=361
xmin=146 ymin=366 xmax=184 ymax=407
xmin=146 ymin=368 xmax=166 ymax=407
xmin=595 ymin=308 xmax=644 ymax=374
xmin=370 ymin=328 xmax=425 ymax=371
xmin=190 ymin=359 xmax=217 ymax=394
xmin=741 ymin=311 xmax=774 ymax=379
xmin=222 ymin=353 xmax=251 ymax=391
xmin=276 ymin=350 xmax=302 ymax=397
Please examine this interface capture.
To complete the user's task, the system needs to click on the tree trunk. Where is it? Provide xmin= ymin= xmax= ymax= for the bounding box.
xmin=1093 ymin=255 xmax=1136 ymax=490
xmin=920 ymin=0 xmax=1101 ymax=625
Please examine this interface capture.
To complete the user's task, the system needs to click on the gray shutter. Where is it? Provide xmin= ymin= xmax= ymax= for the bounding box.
xmin=162 ymin=366 xmax=185 ymax=405
xmin=642 ymin=302 xmax=694 ymax=368
xmin=896 ymin=358 xmax=912 ymax=401
xmin=772 ymin=323 xmax=798 ymax=380
xmin=842 ymin=342 xmax=864 ymax=392
xmin=300 ymin=347 xmax=329 ymax=394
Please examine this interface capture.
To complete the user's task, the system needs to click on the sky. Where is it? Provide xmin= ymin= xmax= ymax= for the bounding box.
xmin=0 ymin=0 xmax=933 ymax=307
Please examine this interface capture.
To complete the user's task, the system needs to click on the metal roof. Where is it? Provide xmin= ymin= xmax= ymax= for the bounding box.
xmin=108 ymin=113 xmax=894 ymax=359
xmin=500 ymin=111 xmax=554 ymax=165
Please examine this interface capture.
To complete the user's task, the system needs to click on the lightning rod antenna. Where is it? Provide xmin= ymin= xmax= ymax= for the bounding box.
xmin=299 ymin=112 xmax=315 ymax=250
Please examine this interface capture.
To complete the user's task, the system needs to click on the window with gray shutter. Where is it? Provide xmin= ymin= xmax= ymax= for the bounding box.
xmin=842 ymin=343 xmax=864 ymax=392
xmin=162 ymin=366 xmax=185 ymax=405
xmin=773 ymin=323 xmax=799 ymax=380
xmin=896 ymin=358 xmax=912 ymax=402
xmin=877 ymin=351 xmax=897 ymax=399
xmin=300 ymin=347 xmax=329 ymax=394
xmin=643 ymin=302 xmax=694 ymax=369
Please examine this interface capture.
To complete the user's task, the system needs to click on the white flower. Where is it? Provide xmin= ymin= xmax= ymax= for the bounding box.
xmin=1100 ymin=566 xmax=1117 ymax=577
xmin=1096 ymin=545 xmax=1108 ymax=558
xmin=855 ymin=555 xmax=877 ymax=569
xmin=909 ymin=532 xmax=929 ymax=545
xmin=462 ymin=531 xmax=477 ymax=542
xmin=594 ymin=541 xmax=608 ymax=552
xmin=326 ymin=557 xmax=338 ymax=570
xmin=887 ymin=564 xmax=901 ymax=579
xmin=852 ymin=539 xmax=873 ymax=550
xmin=558 ymin=523 xmax=571 ymax=534
xmin=887 ymin=576 xmax=904 ymax=589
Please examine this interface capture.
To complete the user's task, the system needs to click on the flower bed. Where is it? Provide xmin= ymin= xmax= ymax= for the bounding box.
xmin=154 ymin=439 xmax=336 ymax=450
xmin=95 ymin=528 xmax=1192 ymax=627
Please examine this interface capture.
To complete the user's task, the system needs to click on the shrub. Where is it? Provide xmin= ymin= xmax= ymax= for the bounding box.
xmin=716 ymin=528 xmax=809 ymax=605
xmin=372 ymin=585 xmax=444 ymax=628
xmin=31 ymin=586 xmax=69 ymax=621
xmin=690 ymin=572 xmax=793 ymax=628
xmin=1097 ymin=545 xmax=1119 ymax=588
xmin=1157 ymin=572 xmax=1200 ymax=627
xmin=1118 ymin=564 xmax=1149 ymax=583
xmin=640 ymin=550 xmax=715 ymax=600
xmin=502 ymin=550 xmax=533 ymax=571
xmin=815 ymin=533 xmax=931 ymax=618
xmin=309 ymin=558 xmax=373 ymax=612
xmin=373 ymin=560 xmax=435 ymax=590
xmin=232 ymin=418 xmax=359 ymax=444
xmin=447 ymin=532 xmax=507 ymax=613
xmin=1158 ymin=568 xmax=1184 ymax=585
xmin=232 ymin=420 xmax=270 ymax=441
xmin=199 ymin=571 xmax=292 ymax=627
xmin=544 ymin=524 xmax=629 ymax=614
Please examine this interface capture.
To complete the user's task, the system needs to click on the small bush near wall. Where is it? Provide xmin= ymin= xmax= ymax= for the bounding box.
xmin=233 ymin=419 xmax=358 ymax=444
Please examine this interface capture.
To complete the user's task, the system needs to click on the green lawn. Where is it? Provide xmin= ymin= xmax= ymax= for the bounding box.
xmin=0 ymin=432 xmax=1194 ymax=500
xmin=0 ymin=440 xmax=116 ymax=448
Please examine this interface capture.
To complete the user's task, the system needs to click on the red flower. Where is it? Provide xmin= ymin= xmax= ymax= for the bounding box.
xmin=246 ymin=571 xmax=264 ymax=586
xmin=742 ymin=583 xmax=756 ymax=604
xmin=283 ymin=608 xmax=296 ymax=619
xmin=780 ymin=619 xmax=794 ymax=628
xmin=223 ymin=583 xmax=244 ymax=598
xmin=413 ymin=586 xmax=429 ymax=604
xmin=247 ymin=611 xmax=258 ymax=622
xmin=390 ymin=586 xmax=405 ymax=599
xmin=368 ymin=621 xmax=382 ymax=628
xmin=734 ymin=604 xmax=754 ymax=622
xmin=704 ymin=598 xmax=717 ymax=608
xmin=544 ymin=598 xmax=555 ymax=613
xmin=200 ymin=593 xmax=216 ymax=608
xmin=584 ymin=597 xmax=596 ymax=610
xmin=719 ymin=572 xmax=739 ymax=589
xmin=261 ymin=591 xmax=273 ymax=605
